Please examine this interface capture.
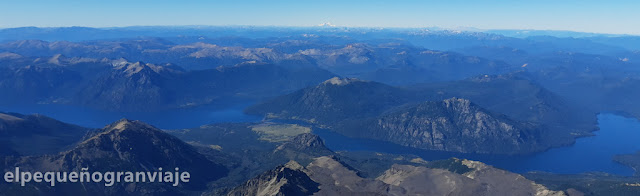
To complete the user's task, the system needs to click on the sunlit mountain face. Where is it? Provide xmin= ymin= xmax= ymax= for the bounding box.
xmin=3 ymin=1 xmax=640 ymax=195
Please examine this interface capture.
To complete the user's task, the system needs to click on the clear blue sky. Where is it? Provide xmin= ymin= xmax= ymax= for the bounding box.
xmin=1 ymin=0 xmax=639 ymax=35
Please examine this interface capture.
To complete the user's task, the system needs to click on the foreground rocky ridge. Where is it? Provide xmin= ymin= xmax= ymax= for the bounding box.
xmin=229 ymin=156 xmax=568 ymax=196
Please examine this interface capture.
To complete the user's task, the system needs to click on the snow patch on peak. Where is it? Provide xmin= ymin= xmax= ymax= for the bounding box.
xmin=122 ymin=62 xmax=147 ymax=76
xmin=317 ymin=22 xmax=337 ymax=27
xmin=322 ymin=77 xmax=362 ymax=86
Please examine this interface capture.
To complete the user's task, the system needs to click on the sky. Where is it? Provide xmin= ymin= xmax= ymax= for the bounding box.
xmin=1 ymin=0 xmax=639 ymax=35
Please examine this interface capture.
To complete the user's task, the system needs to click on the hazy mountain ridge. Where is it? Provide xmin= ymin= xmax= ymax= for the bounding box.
xmin=454 ymin=46 xmax=638 ymax=73
xmin=0 ymin=55 xmax=336 ymax=111
xmin=409 ymin=73 xmax=598 ymax=141
xmin=520 ymin=67 xmax=640 ymax=120
xmin=0 ymin=65 xmax=84 ymax=104
xmin=452 ymin=44 xmax=640 ymax=119
xmin=0 ymin=38 xmax=515 ymax=85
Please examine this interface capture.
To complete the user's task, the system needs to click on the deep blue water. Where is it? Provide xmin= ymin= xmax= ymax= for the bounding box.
xmin=0 ymin=103 xmax=262 ymax=129
xmin=314 ymin=113 xmax=640 ymax=176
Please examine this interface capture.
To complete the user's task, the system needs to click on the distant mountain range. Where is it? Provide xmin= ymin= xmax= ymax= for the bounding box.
xmin=0 ymin=54 xmax=335 ymax=111
xmin=3 ymin=29 xmax=640 ymax=117
xmin=0 ymin=38 xmax=514 ymax=84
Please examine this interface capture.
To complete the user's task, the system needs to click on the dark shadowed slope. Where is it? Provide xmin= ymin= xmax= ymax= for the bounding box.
xmin=0 ymin=112 xmax=88 ymax=156
xmin=245 ymin=77 xmax=415 ymax=125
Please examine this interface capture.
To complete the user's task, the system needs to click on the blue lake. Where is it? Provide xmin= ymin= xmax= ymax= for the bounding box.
xmin=314 ymin=113 xmax=640 ymax=176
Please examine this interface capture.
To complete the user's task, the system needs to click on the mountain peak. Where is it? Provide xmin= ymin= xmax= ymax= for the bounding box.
xmin=47 ymin=54 xmax=67 ymax=65
xmin=317 ymin=22 xmax=337 ymax=27
xmin=104 ymin=118 xmax=155 ymax=132
xmin=121 ymin=61 xmax=148 ymax=76
xmin=111 ymin=60 xmax=182 ymax=77
xmin=322 ymin=77 xmax=363 ymax=86
xmin=274 ymin=133 xmax=333 ymax=155
xmin=284 ymin=160 xmax=304 ymax=170
xmin=11 ymin=118 xmax=228 ymax=194
xmin=286 ymin=133 xmax=326 ymax=148
xmin=442 ymin=97 xmax=472 ymax=108
xmin=228 ymin=159 xmax=320 ymax=196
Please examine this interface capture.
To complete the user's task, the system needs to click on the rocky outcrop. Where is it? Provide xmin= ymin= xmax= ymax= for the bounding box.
xmin=458 ymin=159 xmax=566 ymax=196
xmin=340 ymin=98 xmax=542 ymax=154
xmin=274 ymin=133 xmax=333 ymax=155
xmin=227 ymin=161 xmax=320 ymax=196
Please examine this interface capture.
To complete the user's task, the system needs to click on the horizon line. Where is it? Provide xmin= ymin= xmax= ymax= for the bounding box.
xmin=0 ymin=25 xmax=637 ymax=37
